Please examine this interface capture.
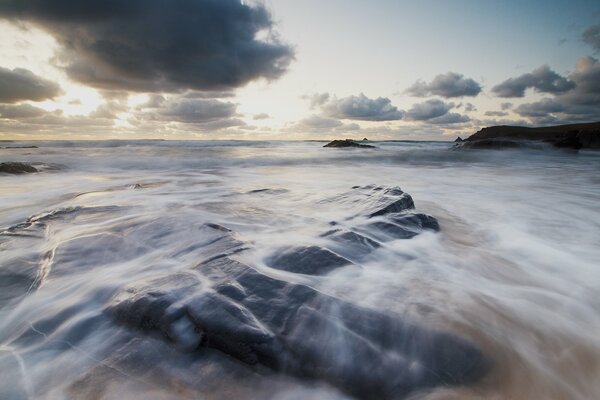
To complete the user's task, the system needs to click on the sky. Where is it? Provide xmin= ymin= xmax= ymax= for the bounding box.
xmin=0 ymin=0 xmax=598 ymax=140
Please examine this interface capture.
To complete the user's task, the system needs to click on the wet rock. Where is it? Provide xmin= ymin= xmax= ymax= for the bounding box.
xmin=366 ymin=221 xmax=420 ymax=240
xmin=267 ymin=245 xmax=352 ymax=275
xmin=0 ymin=162 xmax=38 ymax=174
xmin=454 ymin=136 xmax=463 ymax=142
xmin=324 ymin=229 xmax=381 ymax=249
xmin=390 ymin=213 xmax=440 ymax=232
xmin=359 ymin=186 xmax=415 ymax=218
xmin=360 ymin=213 xmax=440 ymax=242
xmin=454 ymin=139 xmax=530 ymax=149
xmin=107 ymin=253 xmax=489 ymax=399
xmin=324 ymin=139 xmax=375 ymax=148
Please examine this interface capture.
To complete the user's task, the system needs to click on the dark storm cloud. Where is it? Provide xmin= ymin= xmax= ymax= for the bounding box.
xmin=0 ymin=0 xmax=294 ymax=92
xmin=582 ymin=24 xmax=600 ymax=52
xmin=492 ymin=65 xmax=575 ymax=97
xmin=406 ymin=72 xmax=482 ymax=98
xmin=405 ymin=99 xmax=454 ymax=121
xmin=0 ymin=67 xmax=62 ymax=103
xmin=319 ymin=93 xmax=404 ymax=121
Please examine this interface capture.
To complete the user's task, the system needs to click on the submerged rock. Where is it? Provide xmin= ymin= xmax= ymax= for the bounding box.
xmin=108 ymin=252 xmax=489 ymax=399
xmin=101 ymin=189 xmax=483 ymax=399
xmin=267 ymin=245 xmax=352 ymax=275
xmin=324 ymin=139 xmax=376 ymax=148
xmin=0 ymin=162 xmax=38 ymax=174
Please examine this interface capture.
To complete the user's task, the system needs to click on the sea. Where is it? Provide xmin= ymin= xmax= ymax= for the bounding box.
xmin=1 ymin=140 xmax=599 ymax=399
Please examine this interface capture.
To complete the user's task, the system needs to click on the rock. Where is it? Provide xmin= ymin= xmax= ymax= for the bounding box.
xmin=107 ymin=253 xmax=489 ymax=399
xmin=460 ymin=122 xmax=600 ymax=150
xmin=362 ymin=137 xmax=369 ymax=141
xmin=363 ymin=213 xmax=439 ymax=241
xmin=391 ymin=213 xmax=440 ymax=232
xmin=324 ymin=139 xmax=376 ymax=148
xmin=0 ymin=162 xmax=38 ymax=174
xmin=343 ymin=185 xmax=415 ymax=218
xmin=322 ymin=229 xmax=381 ymax=260
xmin=266 ymin=245 xmax=352 ymax=275
xmin=454 ymin=139 xmax=532 ymax=149
xmin=454 ymin=137 xmax=463 ymax=142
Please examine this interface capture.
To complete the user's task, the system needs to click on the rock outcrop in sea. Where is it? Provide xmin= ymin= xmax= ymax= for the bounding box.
xmin=455 ymin=122 xmax=600 ymax=150
xmin=0 ymin=162 xmax=38 ymax=174
xmin=104 ymin=185 xmax=489 ymax=399
xmin=324 ymin=139 xmax=376 ymax=148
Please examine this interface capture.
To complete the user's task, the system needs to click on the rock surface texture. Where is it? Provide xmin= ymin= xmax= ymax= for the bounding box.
xmin=106 ymin=185 xmax=489 ymax=399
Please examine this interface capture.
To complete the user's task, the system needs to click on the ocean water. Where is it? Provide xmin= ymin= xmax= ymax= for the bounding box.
xmin=1 ymin=140 xmax=599 ymax=399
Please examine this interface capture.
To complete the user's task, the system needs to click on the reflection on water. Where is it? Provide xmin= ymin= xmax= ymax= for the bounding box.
xmin=1 ymin=140 xmax=599 ymax=399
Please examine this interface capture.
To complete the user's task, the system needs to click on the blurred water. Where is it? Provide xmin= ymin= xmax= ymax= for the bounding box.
xmin=1 ymin=140 xmax=599 ymax=399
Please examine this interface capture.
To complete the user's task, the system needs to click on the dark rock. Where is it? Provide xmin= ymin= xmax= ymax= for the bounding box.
xmin=462 ymin=122 xmax=600 ymax=150
xmin=552 ymin=133 xmax=583 ymax=150
xmin=0 ymin=162 xmax=38 ymax=174
xmin=366 ymin=221 xmax=419 ymax=240
xmin=107 ymin=253 xmax=489 ymax=399
xmin=322 ymin=229 xmax=381 ymax=261
xmin=1 ymin=145 xmax=38 ymax=149
xmin=369 ymin=193 xmax=415 ymax=218
xmin=454 ymin=139 xmax=530 ymax=149
xmin=324 ymin=139 xmax=375 ymax=148
xmin=391 ymin=213 xmax=440 ymax=232
xmin=266 ymin=245 xmax=352 ymax=275
xmin=454 ymin=137 xmax=463 ymax=142
xmin=362 ymin=137 xmax=369 ymax=141
xmin=364 ymin=213 xmax=440 ymax=241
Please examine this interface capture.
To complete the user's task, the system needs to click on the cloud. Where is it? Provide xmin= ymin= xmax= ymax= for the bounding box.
xmin=253 ymin=113 xmax=270 ymax=120
xmin=560 ymin=56 xmax=600 ymax=106
xmin=289 ymin=115 xmax=361 ymax=134
xmin=582 ymin=24 xmax=600 ymax=52
xmin=305 ymin=93 xmax=331 ymax=109
xmin=484 ymin=111 xmax=509 ymax=117
xmin=464 ymin=103 xmax=477 ymax=112
xmin=406 ymin=72 xmax=481 ymax=98
xmin=317 ymin=93 xmax=403 ymax=121
xmin=492 ymin=65 xmax=575 ymax=97
xmin=428 ymin=112 xmax=470 ymax=125
xmin=0 ymin=67 xmax=62 ymax=103
xmin=500 ymin=102 xmax=513 ymax=110
xmin=0 ymin=0 xmax=294 ymax=92
xmin=0 ymin=103 xmax=50 ymax=119
xmin=513 ymin=56 xmax=600 ymax=125
xmin=145 ymin=97 xmax=238 ymax=124
xmin=405 ymin=99 xmax=454 ymax=121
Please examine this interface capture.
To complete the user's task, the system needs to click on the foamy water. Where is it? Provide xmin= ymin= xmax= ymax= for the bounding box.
xmin=1 ymin=140 xmax=599 ymax=399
